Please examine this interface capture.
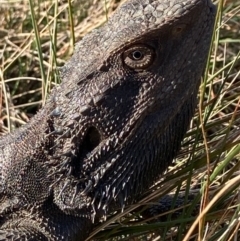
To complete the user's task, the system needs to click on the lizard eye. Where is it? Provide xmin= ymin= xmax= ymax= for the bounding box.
xmin=123 ymin=44 xmax=155 ymax=69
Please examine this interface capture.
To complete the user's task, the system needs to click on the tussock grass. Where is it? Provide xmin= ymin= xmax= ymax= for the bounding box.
xmin=0 ymin=0 xmax=119 ymax=132
xmin=0 ymin=0 xmax=240 ymax=240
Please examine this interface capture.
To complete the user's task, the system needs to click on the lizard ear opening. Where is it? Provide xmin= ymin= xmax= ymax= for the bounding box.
xmin=81 ymin=126 xmax=101 ymax=154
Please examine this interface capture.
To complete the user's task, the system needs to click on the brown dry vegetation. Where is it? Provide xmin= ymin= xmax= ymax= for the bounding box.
xmin=0 ymin=0 xmax=122 ymax=133
xmin=0 ymin=0 xmax=240 ymax=240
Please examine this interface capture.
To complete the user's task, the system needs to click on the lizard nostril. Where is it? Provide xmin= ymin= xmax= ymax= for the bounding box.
xmin=206 ymin=0 xmax=216 ymax=13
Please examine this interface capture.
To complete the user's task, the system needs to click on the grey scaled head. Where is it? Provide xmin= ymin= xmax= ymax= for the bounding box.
xmin=52 ymin=0 xmax=216 ymax=215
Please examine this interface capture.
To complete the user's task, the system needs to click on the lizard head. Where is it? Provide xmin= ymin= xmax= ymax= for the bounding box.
xmin=44 ymin=0 xmax=216 ymax=218
xmin=49 ymin=0 xmax=217 ymax=217
xmin=0 ymin=0 xmax=216 ymax=226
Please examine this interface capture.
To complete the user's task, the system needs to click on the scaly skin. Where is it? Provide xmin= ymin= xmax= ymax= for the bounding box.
xmin=0 ymin=0 xmax=216 ymax=240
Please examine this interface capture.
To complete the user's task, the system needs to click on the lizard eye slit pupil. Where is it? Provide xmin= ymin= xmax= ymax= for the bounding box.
xmin=123 ymin=44 xmax=155 ymax=69
xmin=132 ymin=50 xmax=143 ymax=60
